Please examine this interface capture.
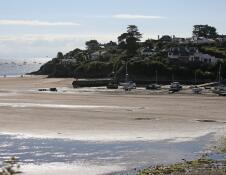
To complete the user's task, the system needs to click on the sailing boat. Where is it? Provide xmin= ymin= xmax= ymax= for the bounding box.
xmin=146 ymin=70 xmax=161 ymax=90
xmin=119 ymin=61 xmax=136 ymax=91
xmin=192 ymin=70 xmax=202 ymax=94
xmin=213 ymin=64 xmax=226 ymax=96
xmin=106 ymin=71 xmax=119 ymax=89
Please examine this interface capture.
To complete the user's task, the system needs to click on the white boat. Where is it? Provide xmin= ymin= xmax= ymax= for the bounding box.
xmin=120 ymin=81 xmax=136 ymax=91
xmin=146 ymin=84 xmax=161 ymax=90
xmin=213 ymin=85 xmax=226 ymax=96
xmin=169 ymin=82 xmax=182 ymax=92
xmin=119 ymin=61 xmax=136 ymax=91
xmin=213 ymin=64 xmax=226 ymax=96
xmin=146 ymin=70 xmax=161 ymax=90
xmin=192 ymin=86 xmax=203 ymax=94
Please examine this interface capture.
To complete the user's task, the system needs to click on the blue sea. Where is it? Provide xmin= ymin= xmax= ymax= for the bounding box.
xmin=0 ymin=58 xmax=50 ymax=76
xmin=0 ymin=133 xmax=218 ymax=175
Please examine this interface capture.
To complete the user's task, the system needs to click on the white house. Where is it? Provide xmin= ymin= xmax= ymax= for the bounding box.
xmin=91 ymin=50 xmax=106 ymax=60
xmin=216 ymin=35 xmax=226 ymax=43
xmin=90 ymin=51 xmax=110 ymax=60
xmin=168 ymin=47 xmax=221 ymax=64
xmin=171 ymin=36 xmax=192 ymax=44
xmin=189 ymin=52 xmax=221 ymax=64
xmin=140 ymin=48 xmax=156 ymax=56
xmin=192 ymin=37 xmax=216 ymax=44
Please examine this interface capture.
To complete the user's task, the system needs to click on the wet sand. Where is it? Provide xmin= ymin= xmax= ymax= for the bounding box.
xmin=0 ymin=76 xmax=226 ymax=175
xmin=0 ymin=76 xmax=226 ymax=142
xmin=0 ymin=133 xmax=218 ymax=175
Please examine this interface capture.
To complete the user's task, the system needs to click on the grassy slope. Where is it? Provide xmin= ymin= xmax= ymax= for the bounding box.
xmin=138 ymin=158 xmax=226 ymax=175
xmin=138 ymin=138 xmax=226 ymax=175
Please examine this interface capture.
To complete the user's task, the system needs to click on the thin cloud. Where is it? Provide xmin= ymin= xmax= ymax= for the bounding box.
xmin=0 ymin=20 xmax=80 ymax=26
xmin=0 ymin=34 xmax=119 ymax=59
xmin=113 ymin=14 xmax=165 ymax=19
xmin=0 ymin=34 xmax=118 ymax=42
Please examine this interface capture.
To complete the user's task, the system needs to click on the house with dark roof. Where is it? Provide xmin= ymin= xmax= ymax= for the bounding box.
xmin=216 ymin=35 xmax=226 ymax=43
xmin=168 ymin=47 xmax=197 ymax=62
xmin=168 ymin=46 xmax=221 ymax=64
xmin=140 ymin=47 xmax=156 ymax=56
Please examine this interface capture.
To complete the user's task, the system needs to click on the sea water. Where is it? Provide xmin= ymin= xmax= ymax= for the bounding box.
xmin=0 ymin=133 xmax=218 ymax=175
xmin=0 ymin=58 xmax=50 ymax=76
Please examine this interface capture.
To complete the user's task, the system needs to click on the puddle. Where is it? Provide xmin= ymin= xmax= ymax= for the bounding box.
xmin=134 ymin=118 xmax=157 ymax=121
xmin=196 ymin=119 xmax=226 ymax=124
xmin=197 ymin=119 xmax=217 ymax=123
xmin=0 ymin=133 xmax=218 ymax=175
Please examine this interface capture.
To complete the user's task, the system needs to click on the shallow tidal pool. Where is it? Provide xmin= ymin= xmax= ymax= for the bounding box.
xmin=0 ymin=133 xmax=220 ymax=175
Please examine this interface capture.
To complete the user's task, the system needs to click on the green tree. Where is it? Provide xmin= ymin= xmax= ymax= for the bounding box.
xmin=143 ymin=39 xmax=154 ymax=49
xmin=193 ymin=25 xmax=218 ymax=38
xmin=104 ymin=41 xmax=117 ymax=48
xmin=118 ymin=25 xmax=142 ymax=56
xmin=160 ymin=35 xmax=172 ymax=42
xmin=85 ymin=40 xmax=100 ymax=51
xmin=76 ymin=52 xmax=88 ymax=63
xmin=56 ymin=52 xmax=64 ymax=59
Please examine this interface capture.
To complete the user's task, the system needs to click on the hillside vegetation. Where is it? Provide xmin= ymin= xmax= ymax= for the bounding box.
xmin=33 ymin=25 xmax=226 ymax=83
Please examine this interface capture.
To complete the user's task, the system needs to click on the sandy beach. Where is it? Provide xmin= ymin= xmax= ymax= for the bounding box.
xmin=0 ymin=76 xmax=226 ymax=175
xmin=0 ymin=76 xmax=225 ymax=142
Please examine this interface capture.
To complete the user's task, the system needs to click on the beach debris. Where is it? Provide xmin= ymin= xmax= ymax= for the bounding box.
xmin=38 ymin=88 xmax=48 ymax=92
xmin=50 ymin=88 xmax=57 ymax=92
xmin=196 ymin=119 xmax=217 ymax=123
xmin=0 ymin=157 xmax=22 ymax=175
xmin=38 ymin=88 xmax=57 ymax=92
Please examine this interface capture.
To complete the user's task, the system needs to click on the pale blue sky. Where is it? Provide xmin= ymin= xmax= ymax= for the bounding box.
xmin=0 ymin=0 xmax=226 ymax=59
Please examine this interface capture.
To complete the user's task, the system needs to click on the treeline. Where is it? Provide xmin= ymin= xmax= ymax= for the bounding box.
xmin=34 ymin=25 xmax=226 ymax=83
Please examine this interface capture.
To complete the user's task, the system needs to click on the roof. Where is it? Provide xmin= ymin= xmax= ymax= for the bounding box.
xmin=169 ymin=47 xmax=197 ymax=57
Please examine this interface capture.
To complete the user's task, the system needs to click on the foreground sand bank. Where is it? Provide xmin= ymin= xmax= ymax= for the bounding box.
xmin=0 ymin=76 xmax=225 ymax=142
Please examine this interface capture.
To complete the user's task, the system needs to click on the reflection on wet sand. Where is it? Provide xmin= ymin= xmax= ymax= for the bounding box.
xmin=0 ymin=133 xmax=219 ymax=175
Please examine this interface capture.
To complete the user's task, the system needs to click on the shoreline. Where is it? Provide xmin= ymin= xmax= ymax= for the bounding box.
xmin=0 ymin=76 xmax=226 ymax=175
xmin=1 ymin=132 xmax=224 ymax=175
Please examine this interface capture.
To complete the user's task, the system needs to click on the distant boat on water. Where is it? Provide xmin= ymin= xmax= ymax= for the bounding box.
xmin=0 ymin=58 xmax=46 ymax=76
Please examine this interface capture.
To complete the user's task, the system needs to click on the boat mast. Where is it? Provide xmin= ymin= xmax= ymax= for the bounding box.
xmin=155 ymin=70 xmax=158 ymax=84
xmin=195 ymin=70 xmax=197 ymax=85
xmin=125 ymin=60 xmax=128 ymax=82
xmin=218 ymin=64 xmax=222 ymax=84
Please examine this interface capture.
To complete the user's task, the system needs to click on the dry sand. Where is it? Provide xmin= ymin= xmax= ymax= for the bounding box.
xmin=0 ymin=76 xmax=226 ymax=142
